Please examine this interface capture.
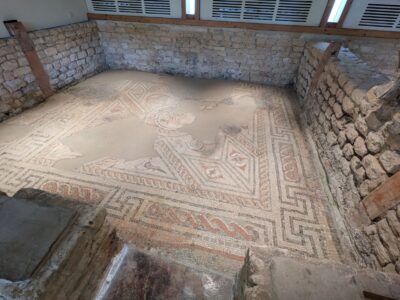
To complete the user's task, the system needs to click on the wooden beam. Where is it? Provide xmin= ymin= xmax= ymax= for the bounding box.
xmin=181 ymin=0 xmax=186 ymax=20
xmin=337 ymin=0 xmax=354 ymax=28
xmin=195 ymin=0 xmax=200 ymax=21
xmin=4 ymin=21 xmax=53 ymax=98
xmin=320 ymin=0 xmax=335 ymax=29
xmin=305 ymin=42 xmax=342 ymax=99
xmin=87 ymin=13 xmax=400 ymax=39
xmin=362 ymin=172 xmax=400 ymax=220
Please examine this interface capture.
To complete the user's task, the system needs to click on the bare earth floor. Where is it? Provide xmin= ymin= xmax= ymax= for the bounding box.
xmin=0 ymin=70 xmax=344 ymax=275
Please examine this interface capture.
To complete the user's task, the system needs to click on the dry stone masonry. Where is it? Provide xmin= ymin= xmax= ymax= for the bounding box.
xmin=96 ymin=21 xmax=306 ymax=86
xmin=0 ymin=21 xmax=105 ymax=122
xmin=295 ymin=42 xmax=400 ymax=273
xmin=0 ymin=38 xmax=43 ymax=121
xmin=33 ymin=22 xmax=105 ymax=90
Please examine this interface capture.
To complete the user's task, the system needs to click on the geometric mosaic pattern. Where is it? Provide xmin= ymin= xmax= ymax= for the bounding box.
xmin=0 ymin=71 xmax=341 ymax=272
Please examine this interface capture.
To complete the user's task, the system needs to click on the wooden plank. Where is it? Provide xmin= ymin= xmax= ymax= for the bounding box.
xmin=362 ymin=172 xmax=400 ymax=220
xmin=195 ymin=0 xmax=200 ymax=21
xmin=305 ymin=42 xmax=342 ymax=99
xmin=320 ymin=0 xmax=336 ymax=29
xmin=4 ymin=21 xmax=53 ymax=98
xmin=337 ymin=0 xmax=353 ymax=28
xmin=337 ymin=0 xmax=354 ymax=28
xmin=181 ymin=0 xmax=186 ymax=19
xmin=87 ymin=13 xmax=400 ymax=39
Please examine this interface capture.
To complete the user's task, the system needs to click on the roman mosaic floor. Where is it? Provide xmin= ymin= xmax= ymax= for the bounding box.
xmin=0 ymin=70 xmax=344 ymax=274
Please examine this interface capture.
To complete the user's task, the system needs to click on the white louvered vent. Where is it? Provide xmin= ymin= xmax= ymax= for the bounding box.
xmin=343 ymin=0 xmax=400 ymax=32
xmin=212 ymin=0 xmax=242 ymax=19
xmin=145 ymin=0 xmax=171 ymax=15
xmin=86 ymin=0 xmax=181 ymax=18
xmin=91 ymin=0 xmax=117 ymax=12
xmin=201 ymin=0 xmax=328 ymax=25
xmin=118 ymin=0 xmax=143 ymax=14
xmin=243 ymin=0 xmax=276 ymax=21
xmin=276 ymin=0 xmax=313 ymax=23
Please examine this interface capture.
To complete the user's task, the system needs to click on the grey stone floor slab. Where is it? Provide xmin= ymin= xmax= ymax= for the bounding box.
xmin=0 ymin=196 xmax=76 ymax=281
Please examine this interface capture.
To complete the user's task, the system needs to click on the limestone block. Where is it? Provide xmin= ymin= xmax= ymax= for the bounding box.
xmin=351 ymin=89 xmax=366 ymax=105
xmin=327 ymin=131 xmax=337 ymax=146
xmin=44 ymin=47 xmax=57 ymax=56
xmin=335 ymin=89 xmax=345 ymax=103
xmin=366 ymin=132 xmax=385 ymax=154
xmin=4 ymin=79 xmax=26 ymax=93
xmin=386 ymin=210 xmax=400 ymax=237
xmin=340 ymin=158 xmax=351 ymax=176
xmin=342 ymin=96 xmax=355 ymax=115
xmin=350 ymin=156 xmax=366 ymax=183
xmin=345 ymin=124 xmax=359 ymax=144
xmin=364 ymin=224 xmax=377 ymax=236
xmin=338 ymin=131 xmax=347 ymax=147
xmin=338 ymin=73 xmax=348 ymax=88
xmin=1 ymin=60 xmax=18 ymax=71
xmin=362 ymin=154 xmax=386 ymax=180
xmin=344 ymin=81 xmax=355 ymax=96
xmin=379 ymin=151 xmax=400 ymax=174
xmin=330 ymin=83 xmax=339 ymax=95
xmin=377 ymin=219 xmax=400 ymax=261
xmin=354 ymin=137 xmax=368 ymax=157
xmin=355 ymin=117 xmax=369 ymax=137
xmin=328 ymin=97 xmax=336 ymax=108
xmin=370 ymin=233 xmax=391 ymax=266
xmin=343 ymin=143 xmax=354 ymax=160
xmin=333 ymin=103 xmax=344 ymax=119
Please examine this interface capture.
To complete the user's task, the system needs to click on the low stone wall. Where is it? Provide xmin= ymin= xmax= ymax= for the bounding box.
xmin=0 ymin=21 xmax=105 ymax=122
xmin=33 ymin=22 xmax=105 ymax=90
xmin=96 ymin=21 xmax=306 ymax=86
xmin=0 ymin=38 xmax=43 ymax=121
xmin=295 ymin=42 xmax=400 ymax=272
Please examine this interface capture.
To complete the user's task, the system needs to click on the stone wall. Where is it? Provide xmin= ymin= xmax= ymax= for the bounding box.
xmin=96 ymin=21 xmax=306 ymax=86
xmin=33 ymin=22 xmax=105 ymax=90
xmin=295 ymin=42 xmax=400 ymax=272
xmin=0 ymin=21 xmax=105 ymax=122
xmin=0 ymin=38 xmax=43 ymax=121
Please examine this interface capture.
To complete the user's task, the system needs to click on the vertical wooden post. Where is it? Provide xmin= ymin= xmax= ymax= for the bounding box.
xmin=320 ymin=0 xmax=335 ymax=29
xmin=195 ymin=0 xmax=200 ymax=20
xmin=4 ymin=20 xmax=53 ymax=98
xmin=181 ymin=0 xmax=186 ymax=20
xmin=337 ymin=0 xmax=354 ymax=28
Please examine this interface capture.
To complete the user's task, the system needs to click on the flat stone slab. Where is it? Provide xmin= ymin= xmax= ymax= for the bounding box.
xmin=0 ymin=196 xmax=76 ymax=281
